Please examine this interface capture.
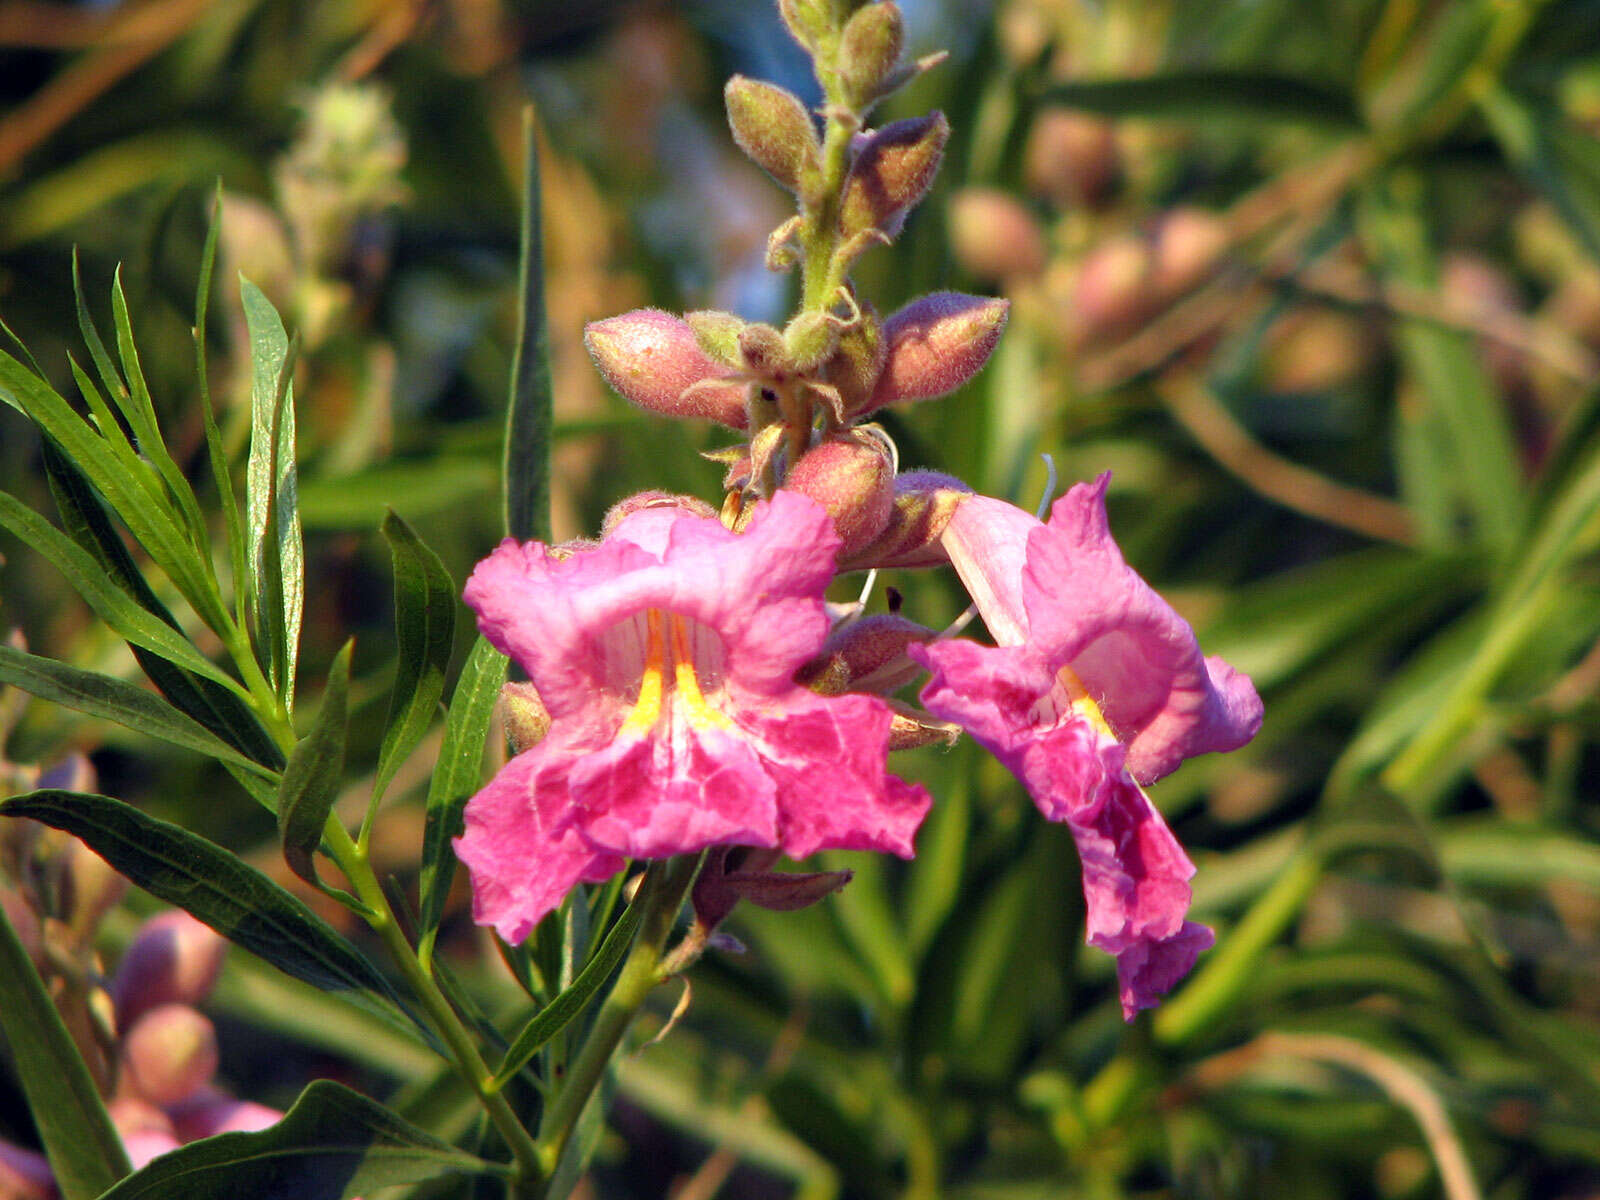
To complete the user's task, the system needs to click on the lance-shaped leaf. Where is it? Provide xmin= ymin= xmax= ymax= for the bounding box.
xmin=374 ymin=512 xmax=456 ymax=805
xmin=0 ymin=490 xmax=239 ymax=691
xmin=0 ymin=643 xmax=271 ymax=773
xmin=95 ymin=1080 xmax=502 ymax=1200
xmin=503 ymin=107 xmax=553 ymax=545
xmin=0 ymin=898 xmax=131 ymax=1200
xmin=196 ymin=185 xmax=250 ymax=620
xmin=242 ymin=276 xmax=304 ymax=704
xmin=278 ymin=641 xmax=354 ymax=888
xmin=0 ymin=790 xmax=424 ymax=1042
xmin=417 ymin=636 xmax=507 ymax=965
xmin=490 ymin=901 xmax=644 ymax=1091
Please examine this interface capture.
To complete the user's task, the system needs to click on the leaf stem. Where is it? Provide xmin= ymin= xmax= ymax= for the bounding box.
xmin=532 ymin=854 xmax=702 ymax=1185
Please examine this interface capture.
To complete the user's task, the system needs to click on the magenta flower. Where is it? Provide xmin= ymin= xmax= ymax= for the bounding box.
xmin=910 ymin=474 xmax=1261 ymax=1018
xmin=456 ymin=491 xmax=932 ymax=943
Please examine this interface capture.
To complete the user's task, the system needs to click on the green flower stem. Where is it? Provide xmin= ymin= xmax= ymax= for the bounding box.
xmin=799 ymin=107 xmax=858 ymax=314
xmin=320 ymin=820 xmax=546 ymax=1192
xmin=533 ymin=854 xmax=702 ymax=1185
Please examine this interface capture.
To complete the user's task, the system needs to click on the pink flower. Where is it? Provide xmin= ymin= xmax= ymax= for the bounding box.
xmin=910 ymin=474 xmax=1261 ymax=1018
xmin=456 ymin=492 xmax=931 ymax=943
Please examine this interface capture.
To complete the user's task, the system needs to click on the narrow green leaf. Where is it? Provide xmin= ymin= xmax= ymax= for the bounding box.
xmin=0 ymin=348 xmax=231 ymax=634
xmin=111 ymin=265 xmax=211 ymax=551
xmin=1481 ymin=86 xmax=1600 ymax=264
xmin=490 ymin=901 xmax=644 ymax=1091
xmin=40 ymin=439 xmax=284 ymax=771
xmin=95 ymin=1080 xmax=502 ymax=1200
xmin=277 ymin=641 xmax=354 ymax=888
xmin=242 ymin=276 xmax=304 ymax=703
xmin=821 ymin=851 xmax=914 ymax=1011
xmin=503 ymin=106 xmax=554 ymax=544
xmin=0 ymin=790 xmax=423 ymax=1039
xmin=417 ymin=636 xmax=508 ymax=964
xmin=0 ymin=643 xmax=270 ymax=772
xmin=71 ymin=248 xmax=132 ymax=417
xmin=1036 ymin=70 xmax=1364 ymax=130
xmin=195 ymin=185 xmax=250 ymax=626
xmin=374 ymin=511 xmax=457 ymax=805
xmin=0 ymin=899 xmax=131 ymax=1200
xmin=0 ymin=491 xmax=240 ymax=691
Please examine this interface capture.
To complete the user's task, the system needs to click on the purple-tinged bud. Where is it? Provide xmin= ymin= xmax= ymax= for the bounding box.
xmin=841 ymin=114 xmax=949 ymax=240
xmin=1 ymin=888 xmax=42 ymax=969
xmin=841 ymin=471 xmax=972 ymax=571
xmin=499 ymin=682 xmax=550 ymax=754
xmin=948 ymin=188 xmax=1047 ymax=281
xmin=783 ymin=433 xmax=895 ymax=557
xmin=822 ymin=307 xmax=885 ymax=417
xmin=725 ymin=76 xmax=821 ymax=194
xmin=864 ymin=292 xmax=1009 ymax=414
xmin=0 ymin=1139 xmax=54 ymax=1199
xmin=170 ymin=1087 xmax=283 ymax=1140
xmin=838 ymin=3 xmax=905 ymax=111
xmin=1151 ymin=206 xmax=1228 ymax=299
xmin=799 ymin=614 xmax=936 ymax=696
xmin=35 ymin=750 xmax=95 ymax=793
xmin=691 ymin=847 xmax=852 ymax=932
xmin=585 ymin=310 xmax=748 ymax=429
xmin=119 ymin=1005 xmax=219 ymax=1108
xmin=886 ymin=701 xmax=961 ymax=751
xmin=1023 ymin=109 xmax=1119 ymax=210
xmin=111 ymin=911 xmax=228 ymax=1029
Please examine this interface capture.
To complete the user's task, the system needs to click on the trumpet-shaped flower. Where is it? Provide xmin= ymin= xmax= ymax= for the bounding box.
xmin=911 ymin=474 xmax=1261 ymax=1018
xmin=456 ymin=491 xmax=931 ymax=943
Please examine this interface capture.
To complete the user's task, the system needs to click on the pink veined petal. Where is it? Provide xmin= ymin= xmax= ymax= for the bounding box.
xmin=741 ymin=691 xmax=932 ymax=859
xmin=912 ymin=637 xmax=1056 ymax=763
xmin=1114 ymin=921 xmax=1214 ymax=1020
xmin=939 ymin=494 xmax=1038 ymax=645
xmin=568 ymin=726 xmax=781 ymax=859
xmin=454 ymin=740 xmax=626 ymax=944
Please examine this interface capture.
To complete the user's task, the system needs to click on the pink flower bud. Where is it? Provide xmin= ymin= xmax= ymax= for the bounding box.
xmin=170 ymin=1088 xmax=283 ymax=1140
xmin=841 ymin=470 xmax=973 ymax=571
xmin=120 ymin=1004 xmax=219 ymax=1108
xmin=601 ymin=491 xmax=718 ymax=535
xmin=782 ymin=434 xmax=894 ymax=557
xmin=1067 ymin=232 xmax=1154 ymax=341
xmin=840 ymin=114 xmax=949 ymax=239
xmin=500 ymin=682 xmax=550 ymax=754
xmin=864 ymin=292 xmax=1009 ymax=414
xmin=799 ymin=615 xmax=936 ymax=696
xmin=0 ymin=1139 xmax=54 ymax=1200
xmin=584 ymin=310 xmax=748 ymax=428
xmin=1023 ymin=109 xmax=1119 ymax=210
xmin=111 ymin=911 xmax=227 ymax=1029
xmin=1151 ymin=206 xmax=1228 ymax=299
xmin=121 ymin=1130 xmax=182 ymax=1171
xmin=108 ymin=1097 xmax=175 ymax=1138
xmin=948 ymin=188 xmax=1047 ymax=281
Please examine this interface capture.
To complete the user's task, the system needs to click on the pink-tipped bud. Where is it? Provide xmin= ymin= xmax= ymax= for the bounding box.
xmin=948 ymin=188 xmax=1047 ymax=282
xmin=0 ymin=1139 xmax=54 ymax=1199
xmin=1151 ymin=206 xmax=1229 ymax=299
xmin=783 ymin=433 xmax=895 ymax=557
xmin=499 ymin=682 xmax=550 ymax=754
xmin=864 ymin=292 xmax=1009 ymax=414
xmin=800 ymin=614 xmax=936 ymax=696
xmin=1023 ymin=108 xmax=1119 ymax=209
xmin=120 ymin=1004 xmax=219 ymax=1108
xmin=584 ymin=310 xmax=748 ymax=428
xmin=841 ymin=471 xmax=973 ymax=571
xmin=170 ymin=1088 xmax=283 ymax=1140
xmin=121 ymin=1129 xmax=182 ymax=1171
xmin=601 ymin=490 xmax=718 ymax=535
xmin=1068 ymin=232 xmax=1154 ymax=341
xmin=111 ymin=911 xmax=227 ymax=1029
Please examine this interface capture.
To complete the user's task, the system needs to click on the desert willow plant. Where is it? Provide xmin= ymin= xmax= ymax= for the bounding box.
xmin=0 ymin=2 xmax=1257 ymax=1197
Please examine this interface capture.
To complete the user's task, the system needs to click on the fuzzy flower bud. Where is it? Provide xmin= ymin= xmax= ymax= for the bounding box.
xmin=822 ymin=308 xmax=885 ymax=417
xmin=1068 ymin=233 xmax=1153 ymax=341
xmin=684 ymin=309 xmax=746 ymax=367
xmin=691 ymin=847 xmax=852 ymax=933
xmin=838 ymin=3 xmax=905 ymax=111
xmin=110 ymin=911 xmax=228 ymax=1029
xmin=585 ymin=310 xmax=748 ymax=428
xmin=864 ymin=292 xmax=1009 ymax=414
xmin=948 ymin=188 xmax=1047 ymax=281
xmin=120 ymin=1004 xmax=220 ymax=1108
xmin=778 ymin=0 xmax=830 ymax=49
xmin=1023 ymin=109 xmax=1119 ymax=210
xmin=725 ymin=76 xmax=820 ymax=194
xmin=601 ymin=490 xmax=718 ymax=535
xmin=500 ymin=682 xmax=551 ymax=754
xmin=782 ymin=433 xmax=895 ymax=557
xmin=841 ymin=470 xmax=973 ymax=571
xmin=841 ymin=114 xmax=949 ymax=239
xmin=798 ymin=614 xmax=936 ymax=696
xmin=1151 ymin=206 xmax=1229 ymax=299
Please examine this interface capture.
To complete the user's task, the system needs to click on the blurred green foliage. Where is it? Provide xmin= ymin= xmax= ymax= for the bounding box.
xmin=4 ymin=0 xmax=1600 ymax=1197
